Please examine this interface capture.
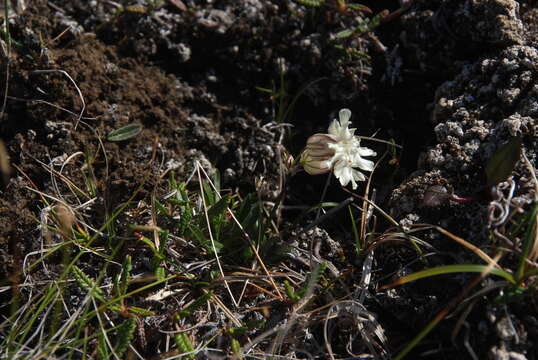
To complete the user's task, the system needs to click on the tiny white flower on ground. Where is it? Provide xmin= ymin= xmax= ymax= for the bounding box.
xmin=301 ymin=108 xmax=377 ymax=189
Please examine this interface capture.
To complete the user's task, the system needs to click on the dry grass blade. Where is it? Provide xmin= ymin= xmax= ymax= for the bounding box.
xmin=359 ymin=151 xmax=387 ymax=249
xmin=218 ymin=272 xmax=285 ymax=300
xmin=235 ymin=261 xmax=254 ymax=306
xmin=435 ymin=226 xmax=502 ymax=270
xmin=343 ymin=189 xmax=400 ymax=228
xmin=196 ymin=162 xmax=239 ymax=308
xmin=522 ymin=150 xmax=538 ymax=200
xmin=5 ymin=95 xmax=98 ymax=121
xmin=13 ymin=163 xmax=48 ymax=203
xmin=25 ymin=153 xmax=91 ymax=202
xmin=207 ymin=290 xmax=243 ymax=328
xmin=36 ymin=291 xmax=93 ymax=357
xmin=370 ymin=229 xmax=435 ymax=252
xmin=528 ymin=212 xmax=538 ymax=264
xmin=0 ymin=139 xmax=11 ymax=183
xmin=522 ymin=150 xmax=538 ymax=263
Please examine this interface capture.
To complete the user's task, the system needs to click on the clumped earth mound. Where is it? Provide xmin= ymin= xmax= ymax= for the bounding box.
xmin=0 ymin=0 xmax=537 ymax=359
xmin=387 ymin=1 xmax=537 ymax=358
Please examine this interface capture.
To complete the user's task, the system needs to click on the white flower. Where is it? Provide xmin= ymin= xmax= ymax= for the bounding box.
xmin=301 ymin=109 xmax=376 ymax=190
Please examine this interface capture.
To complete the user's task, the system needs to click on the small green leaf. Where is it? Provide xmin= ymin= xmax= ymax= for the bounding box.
xmin=231 ymin=338 xmax=243 ymax=359
xmin=187 ymin=224 xmax=223 ymax=253
xmin=207 ymin=195 xmax=230 ymax=219
xmin=135 ymin=233 xmax=157 ymax=254
xmin=348 ymin=205 xmax=361 ymax=253
xmin=347 ymin=3 xmax=371 ymax=12
xmin=228 ymin=326 xmax=249 ymax=336
xmin=107 ymin=123 xmax=142 ymax=142
xmin=255 ymin=86 xmax=273 ymax=94
xmin=128 ymin=306 xmax=155 ymax=316
xmin=202 ymin=181 xmax=216 ymax=205
xmin=293 ymin=0 xmax=324 ymax=8
xmin=335 ymin=29 xmax=353 ymax=39
xmin=284 ymin=280 xmax=300 ymax=301
xmin=154 ymin=199 xmax=170 ymax=217
xmin=485 ymin=137 xmax=522 ymax=187
xmin=174 ymin=332 xmax=195 ymax=359
xmin=120 ymin=255 xmax=132 ymax=295
xmin=72 ymin=265 xmax=107 ymax=303
xmin=212 ymin=170 xmax=221 ymax=193
xmin=155 ymin=266 xmax=166 ymax=281
xmin=115 ymin=317 xmax=137 ymax=358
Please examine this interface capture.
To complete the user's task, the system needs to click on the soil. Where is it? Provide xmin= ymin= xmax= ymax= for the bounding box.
xmin=0 ymin=0 xmax=537 ymax=359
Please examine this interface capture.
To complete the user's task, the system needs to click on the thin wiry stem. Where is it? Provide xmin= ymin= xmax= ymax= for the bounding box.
xmin=33 ymin=69 xmax=86 ymax=129
xmin=196 ymin=161 xmax=239 ymax=308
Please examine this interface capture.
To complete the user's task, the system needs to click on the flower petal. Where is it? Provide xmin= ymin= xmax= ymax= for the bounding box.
xmin=352 ymin=168 xmax=366 ymax=182
xmin=328 ymin=119 xmax=340 ymax=137
xmin=333 ymin=163 xmax=352 ymax=187
xmin=353 ymin=157 xmax=375 ymax=172
xmin=339 ymin=108 xmax=352 ymax=126
xmin=358 ymin=147 xmax=376 ymax=157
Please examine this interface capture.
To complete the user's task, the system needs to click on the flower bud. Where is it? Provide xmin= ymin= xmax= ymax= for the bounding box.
xmin=300 ymin=133 xmax=337 ymax=175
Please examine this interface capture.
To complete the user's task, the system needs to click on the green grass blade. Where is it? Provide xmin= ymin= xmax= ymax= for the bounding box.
xmin=5 ymin=285 xmax=58 ymax=352
xmin=516 ymin=202 xmax=538 ymax=282
xmin=97 ymin=332 xmax=110 ymax=360
xmin=348 ymin=205 xmax=361 ymax=253
xmin=83 ymin=275 xmax=175 ymax=320
xmin=382 ymin=264 xmax=515 ymax=289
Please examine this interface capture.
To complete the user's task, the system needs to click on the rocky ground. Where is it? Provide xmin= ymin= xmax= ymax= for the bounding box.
xmin=0 ymin=0 xmax=537 ymax=359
